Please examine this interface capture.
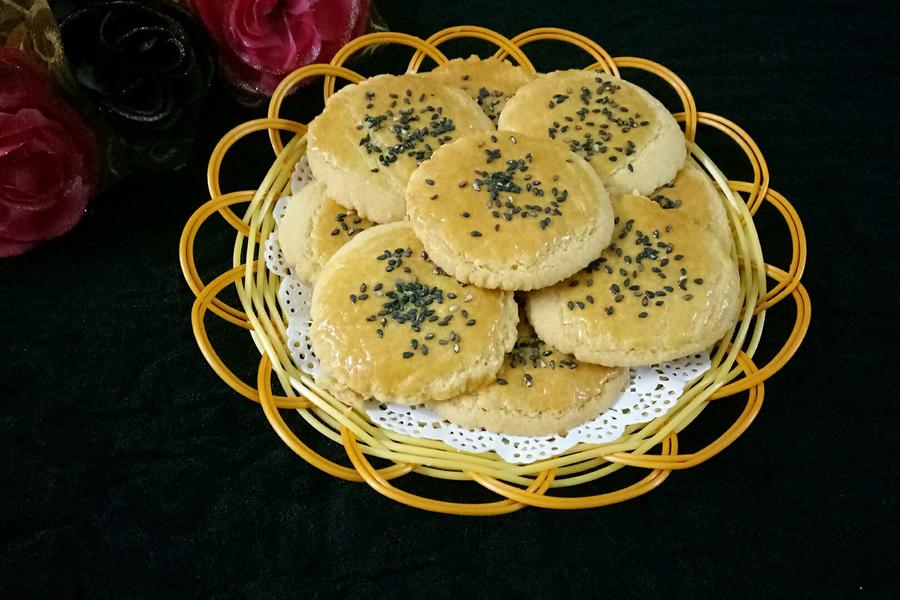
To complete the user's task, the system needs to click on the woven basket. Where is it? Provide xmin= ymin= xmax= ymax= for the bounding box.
xmin=179 ymin=27 xmax=810 ymax=515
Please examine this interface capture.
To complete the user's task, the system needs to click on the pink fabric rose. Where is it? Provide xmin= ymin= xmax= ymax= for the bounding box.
xmin=190 ymin=0 xmax=371 ymax=95
xmin=0 ymin=49 xmax=100 ymax=257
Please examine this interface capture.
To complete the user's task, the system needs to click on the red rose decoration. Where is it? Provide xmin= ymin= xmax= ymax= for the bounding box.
xmin=189 ymin=0 xmax=371 ymax=95
xmin=0 ymin=50 xmax=99 ymax=257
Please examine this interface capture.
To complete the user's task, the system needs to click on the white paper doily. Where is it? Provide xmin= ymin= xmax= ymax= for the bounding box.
xmin=363 ymin=353 xmax=709 ymax=464
xmin=265 ymin=159 xmax=712 ymax=464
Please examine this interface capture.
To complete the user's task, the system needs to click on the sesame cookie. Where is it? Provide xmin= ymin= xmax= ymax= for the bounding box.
xmin=406 ymin=130 xmax=614 ymax=291
xmin=423 ymin=55 xmax=536 ymax=123
xmin=307 ymin=74 xmax=494 ymax=224
xmin=432 ymin=323 xmax=628 ymax=436
xmin=498 ymin=69 xmax=686 ymax=196
xmin=648 ymin=159 xmax=732 ymax=246
xmin=277 ymin=181 xmax=376 ymax=282
xmin=526 ymin=194 xmax=740 ymax=366
xmin=310 ymin=222 xmax=518 ymax=405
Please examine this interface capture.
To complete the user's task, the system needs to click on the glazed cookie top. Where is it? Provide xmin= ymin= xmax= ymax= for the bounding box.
xmin=306 ymin=73 xmax=494 ymax=223
xmin=526 ymin=194 xmax=740 ymax=366
xmin=406 ymin=130 xmax=613 ymax=290
xmin=423 ymin=55 xmax=537 ymax=123
xmin=498 ymin=69 xmax=686 ymax=196
xmin=310 ymin=222 xmax=518 ymax=404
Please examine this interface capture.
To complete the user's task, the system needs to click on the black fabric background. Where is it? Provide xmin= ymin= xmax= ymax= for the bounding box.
xmin=2 ymin=0 xmax=899 ymax=597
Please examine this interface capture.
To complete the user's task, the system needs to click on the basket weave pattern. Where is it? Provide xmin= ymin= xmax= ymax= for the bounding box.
xmin=179 ymin=27 xmax=810 ymax=515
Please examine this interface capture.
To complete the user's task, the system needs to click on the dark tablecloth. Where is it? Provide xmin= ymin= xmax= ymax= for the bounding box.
xmin=3 ymin=0 xmax=898 ymax=597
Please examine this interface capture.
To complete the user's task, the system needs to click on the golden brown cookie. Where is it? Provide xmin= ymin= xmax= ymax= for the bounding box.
xmin=307 ymin=73 xmax=494 ymax=224
xmin=406 ymin=130 xmax=614 ymax=291
xmin=526 ymin=194 xmax=740 ymax=366
xmin=648 ymin=159 xmax=732 ymax=246
xmin=423 ymin=55 xmax=536 ymax=123
xmin=277 ymin=181 xmax=376 ymax=282
xmin=498 ymin=69 xmax=686 ymax=196
xmin=310 ymin=222 xmax=518 ymax=405
xmin=432 ymin=324 xmax=628 ymax=436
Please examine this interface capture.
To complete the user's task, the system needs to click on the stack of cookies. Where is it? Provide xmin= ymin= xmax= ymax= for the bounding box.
xmin=278 ymin=58 xmax=741 ymax=436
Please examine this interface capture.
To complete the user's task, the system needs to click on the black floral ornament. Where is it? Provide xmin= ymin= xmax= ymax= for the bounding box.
xmin=59 ymin=0 xmax=213 ymax=172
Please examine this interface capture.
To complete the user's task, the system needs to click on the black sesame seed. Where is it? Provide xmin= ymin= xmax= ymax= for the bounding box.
xmin=496 ymin=378 xmax=508 ymax=385
xmin=402 ymin=351 xmax=414 ymax=359
xmin=470 ymin=231 xmax=482 ymax=237
xmin=638 ymin=312 xmax=648 ymax=318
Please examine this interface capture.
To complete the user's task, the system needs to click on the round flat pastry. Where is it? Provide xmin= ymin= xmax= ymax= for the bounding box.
xmin=648 ymin=159 xmax=731 ymax=245
xmin=306 ymin=73 xmax=494 ymax=224
xmin=278 ymin=181 xmax=376 ymax=282
xmin=406 ymin=130 xmax=614 ymax=291
xmin=497 ymin=69 xmax=686 ymax=197
xmin=526 ymin=194 xmax=741 ymax=367
xmin=422 ymin=55 xmax=536 ymax=123
xmin=310 ymin=222 xmax=518 ymax=405
xmin=432 ymin=324 xmax=628 ymax=436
